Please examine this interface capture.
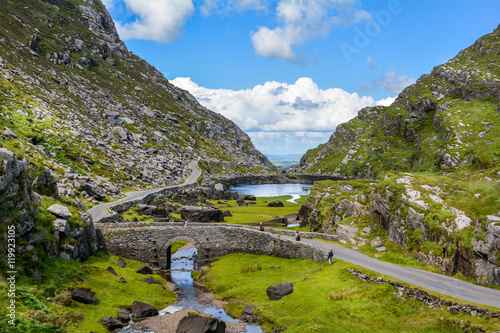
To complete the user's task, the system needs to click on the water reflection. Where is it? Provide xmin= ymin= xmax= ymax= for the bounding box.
xmin=231 ymin=183 xmax=312 ymax=197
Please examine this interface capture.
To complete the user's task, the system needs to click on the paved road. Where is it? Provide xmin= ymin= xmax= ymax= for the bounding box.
xmin=88 ymin=160 xmax=201 ymax=222
xmin=298 ymin=237 xmax=500 ymax=309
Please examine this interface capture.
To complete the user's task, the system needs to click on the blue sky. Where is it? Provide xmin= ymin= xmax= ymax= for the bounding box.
xmin=103 ymin=0 xmax=500 ymax=156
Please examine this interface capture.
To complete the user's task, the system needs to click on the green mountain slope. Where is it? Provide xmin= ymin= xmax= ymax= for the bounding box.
xmin=0 ymin=0 xmax=273 ymax=205
xmin=297 ymin=25 xmax=500 ymax=285
xmin=299 ymin=25 xmax=500 ymax=177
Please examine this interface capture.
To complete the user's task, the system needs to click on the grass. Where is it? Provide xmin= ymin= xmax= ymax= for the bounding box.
xmin=208 ymin=195 xmax=308 ymax=225
xmin=0 ymin=252 xmax=175 ymax=333
xmin=195 ymin=253 xmax=500 ymax=333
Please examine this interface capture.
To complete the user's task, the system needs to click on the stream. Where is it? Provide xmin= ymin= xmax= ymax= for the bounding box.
xmin=121 ymin=247 xmax=262 ymax=332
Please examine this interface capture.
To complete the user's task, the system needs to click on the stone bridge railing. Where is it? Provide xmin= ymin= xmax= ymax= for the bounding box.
xmin=96 ymin=222 xmax=327 ymax=269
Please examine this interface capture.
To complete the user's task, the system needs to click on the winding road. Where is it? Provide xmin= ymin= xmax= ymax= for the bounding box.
xmin=300 ymin=237 xmax=500 ymax=309
xmin=88 ymin=164 xmax=500 ymax=309
xmin=88 ymin=160 xmax=202 ymax=222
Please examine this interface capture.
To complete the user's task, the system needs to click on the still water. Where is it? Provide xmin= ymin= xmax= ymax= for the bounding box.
xmin=231 ymin=183 xmax=312 ymax=198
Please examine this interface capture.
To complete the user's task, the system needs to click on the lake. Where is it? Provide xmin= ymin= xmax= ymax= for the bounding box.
xmin=231 ymin=183 xmax=313 ymax=197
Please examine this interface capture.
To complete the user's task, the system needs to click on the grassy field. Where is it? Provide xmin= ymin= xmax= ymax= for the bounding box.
xmin=195 ymin=253 xmax=500 ymax=333
xmin=209 ymin=195 xmax=308 ymax=226
xmin=0 ymin=252 xmax=175 ymax=333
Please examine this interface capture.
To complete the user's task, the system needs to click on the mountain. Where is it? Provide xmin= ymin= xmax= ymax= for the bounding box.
xmin=297 ymin=25 xmax=500 ymax=284
xmin=298 ymin=25 xmax=500 ymax=177
xmin=0 ymin=0 xmax=274 ymax=206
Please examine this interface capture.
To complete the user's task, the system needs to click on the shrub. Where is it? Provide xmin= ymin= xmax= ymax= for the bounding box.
xmin=241 ymin=264 xmax=261 ymax=273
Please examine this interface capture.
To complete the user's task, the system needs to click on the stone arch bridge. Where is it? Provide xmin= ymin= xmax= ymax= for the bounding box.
xmin=96 ymin=222 xmax=325 ymax=269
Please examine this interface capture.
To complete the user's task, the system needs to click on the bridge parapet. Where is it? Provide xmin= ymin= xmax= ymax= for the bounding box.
xmin=96 ymin=223 xmax=326 ymax=268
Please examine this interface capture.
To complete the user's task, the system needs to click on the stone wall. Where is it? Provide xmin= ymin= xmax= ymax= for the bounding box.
xmin=97 ymin=223 xmax=326 ymax=268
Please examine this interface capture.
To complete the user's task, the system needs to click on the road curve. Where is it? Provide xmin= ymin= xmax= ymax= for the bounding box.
xmin=88 ymin=160 xmax=201 ymax=222
xmin=299 ymin=237 xmax=500 ymax=309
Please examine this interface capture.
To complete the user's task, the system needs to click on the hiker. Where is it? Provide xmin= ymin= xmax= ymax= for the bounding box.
xmin=295 ymin=231 xmax=301 ymax=241
xmin=327 ymin=248 xmax=334 ymax=266
xmin=442 ymin=245 xmax=447 ymax=258
xmin=192 ymin=252 xmax=197 ymax=269
xmin=259 ymin=222 xmax=264 ymax=231
xmin=184 ymin=220 xmax=189 ymax=227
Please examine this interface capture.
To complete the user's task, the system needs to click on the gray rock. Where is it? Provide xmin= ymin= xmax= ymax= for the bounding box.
xmin=99 ymin=316 xmax=123 ymax=330
xmin=267 ymin=282 xmax=293 ymax=300
xmin=478 ymin=131 xmax=487 ymax=138
xmin=48 ymin=204 xmax=72 ymax=219
xmin=106 ymin=266 xmax=118 ymax=276
xmin=267 ymin=201 xmax=284 ymax=207
xmin=180 ymin=206 xmax=224 ymax=222
xmin=136 ymin=265 xmax=153 ymax=274
xmin=53 ymin=218 xmax=70 ymax=238
xmin=140 ymin=276 xmax=165 ymax=290
xmin=71 ymin=288 xmax=96 ymax=304
xmin=240 ymin=304 xmax=258 ymax=323
xmin=176 ymin=314 xmax=226 ymax=333
xmin=119 ymin=277 xmax=127 ymax=283
xmin=117 ymin=308 xmax=130 ymax=321
xmin=3 ymin=128 xmax=17 ymax=138
xmin=117 ymin=258 xmax=126 ymax=268
xmin=244 ymin=195 xmax=257 ymax=201
xmin=370 ymin=237 xmax=383 ymax=247
xmin=376 ymin=246 xmax=387 ymax=252
xmin=131 ymin=301 xmax=158 ymax=318
xmin=340 ymin=184 xmax=354 ymax=192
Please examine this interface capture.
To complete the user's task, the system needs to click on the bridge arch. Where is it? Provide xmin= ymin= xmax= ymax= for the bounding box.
xmin=160 ymin=235 xmax=203 ymax=269
xmin=97 ymin=223 xmax=325 ymax=270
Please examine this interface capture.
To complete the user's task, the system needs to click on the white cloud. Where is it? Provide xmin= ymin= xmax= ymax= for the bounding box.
xmin=200 ymin=0 xmax=269 ymax=17
xmin=114 ymin=0 xmax=194 ymax=43
xmin=171 ymin=76 xmax=394 ymax=154
xmin=251 ymin=0 xmax=372 ymax=62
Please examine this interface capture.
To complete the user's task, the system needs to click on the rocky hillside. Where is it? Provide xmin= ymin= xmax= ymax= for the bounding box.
xmin=297 ymin=25 xmax=500 ymax=284
xmin=299 ymin=25 xmax=500 ymax=177
xmin=0 ymin=0 xmax=273 ymax=207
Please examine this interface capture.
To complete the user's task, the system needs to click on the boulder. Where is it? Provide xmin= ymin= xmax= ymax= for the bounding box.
xmin=222 ymin=211 xmax=232 ymax=217
xmin=119 ymin=277 xmax=127 ymax=283
xmin=71 ymin=288 xmax=95 ymax=304
xmin=240 ymin=304 xmax=258 ymax=323
xmin=53 ymin=218 xmax=70 ymax=238
xmin=136 ymin=265 xmax=153 ymax=274
xmin=266 ymin=282 xmax=293 ymax=300
xmin=117 ymin=258 xmax=126 ymax=268
xmin=47 ymin=204 xmax=72 ymax=219
xmin=117 ymin=308 xmax=130 ymax=321
xmin=244 ymin=195 xmax=257 ymax=201
xmin=180 ymin=206 xmax=224 ymax=222
xmin=131 ymin=301 xmax=158 ymax=318
xmin=370 ymin=237 xmax=383 ymax=247
xmin=99 ymin=316 xmax=124 ymax=330
xmin=376 ymin=246 xmax=387 ymax=252
xmin=176 ymin=314 xmax=226 ymax=333
xmin=267 ymin=201 xmax=284 ymax=207
xmin=268 ymin=217 xmax=288 ymax=225
xmin=140 ymin=276 xmax=165 ymax=290
xmin=106 ymin=266 xmax=118 ymax=276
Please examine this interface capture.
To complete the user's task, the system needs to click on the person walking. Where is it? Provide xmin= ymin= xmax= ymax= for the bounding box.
xmin=184 ymin=220 xmax=189 ymax=227
xmin=192 ymin=252 xmax=197 ymax=269
xmin=442 ymin=245 xmax=447 ymax=258
xmin=295 ymin=231 xmax=301 ymax=241
xmin=259 ymin=222 xmax=264 ymax=231
xmin=327 ymin=248 xmax=334 ymax=266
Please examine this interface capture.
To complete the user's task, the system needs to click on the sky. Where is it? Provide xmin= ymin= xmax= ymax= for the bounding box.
xmin=102 ymin=0 xmax=500 ymax=156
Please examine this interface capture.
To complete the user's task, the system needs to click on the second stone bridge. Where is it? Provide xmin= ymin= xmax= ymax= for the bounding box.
xmin=96 ymin=222 xmax=326 ymax=269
